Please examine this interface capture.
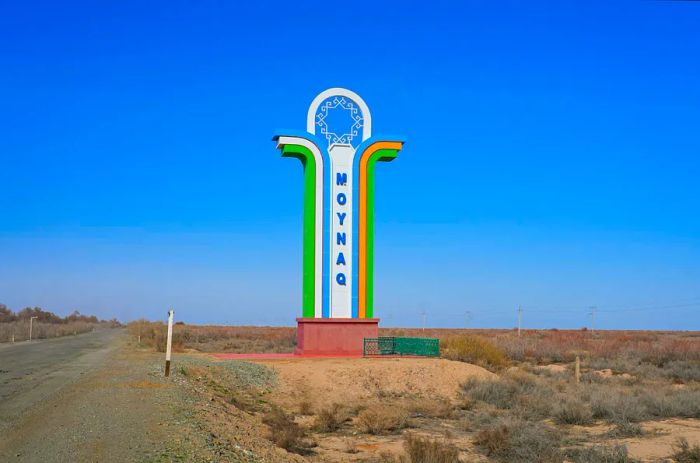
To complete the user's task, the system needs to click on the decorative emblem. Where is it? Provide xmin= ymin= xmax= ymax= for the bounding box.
xmin=315 ymin=96 xmax=364 ymax=149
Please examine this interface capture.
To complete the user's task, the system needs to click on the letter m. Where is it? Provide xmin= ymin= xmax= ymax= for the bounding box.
xmin=336 ymin=172 xmax=347 ymax=186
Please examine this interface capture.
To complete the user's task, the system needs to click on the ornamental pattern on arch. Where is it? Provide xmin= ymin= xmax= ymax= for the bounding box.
xmin=315 ymin=96 xmax=364 ymax=149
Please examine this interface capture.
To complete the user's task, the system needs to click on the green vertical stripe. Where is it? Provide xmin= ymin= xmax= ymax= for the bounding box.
xmin=282 ymin=145 xmax=316 ymax=318
xmin=365 ymin=149 xmax=399 ymax=319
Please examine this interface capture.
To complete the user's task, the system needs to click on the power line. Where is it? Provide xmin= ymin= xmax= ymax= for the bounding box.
xmin=589 ymin=306 xmax=597 ymax=334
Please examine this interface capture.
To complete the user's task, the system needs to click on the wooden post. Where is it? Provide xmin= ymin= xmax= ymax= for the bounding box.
xmin=165 ymin=309 xmax=174 ymax=377
xmin=575 ymin=355 xmax=580 ymax=383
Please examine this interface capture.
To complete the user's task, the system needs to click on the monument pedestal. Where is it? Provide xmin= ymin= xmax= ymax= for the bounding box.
xmin=295 ymin=317 xmax=379 ymax=356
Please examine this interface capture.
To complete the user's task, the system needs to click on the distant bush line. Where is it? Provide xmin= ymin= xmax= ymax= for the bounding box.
xmin=0 ymin=303 xmax=119 ymax=343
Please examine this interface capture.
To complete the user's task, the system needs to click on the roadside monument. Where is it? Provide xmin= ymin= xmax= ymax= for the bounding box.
xmin=274 ymin=88 xmax=404 ymax=355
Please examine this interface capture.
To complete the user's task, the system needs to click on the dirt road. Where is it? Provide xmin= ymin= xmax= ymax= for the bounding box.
xmin=0 ymin=329 xmax=200 ymax=463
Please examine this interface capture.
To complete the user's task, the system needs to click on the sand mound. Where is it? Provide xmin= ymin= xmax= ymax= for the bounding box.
xmin=254 ymin=357 xmax=495 ymax=409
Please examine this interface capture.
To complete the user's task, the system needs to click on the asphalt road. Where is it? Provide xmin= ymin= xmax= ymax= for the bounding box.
xmin=0 ymin=328 xmax=122 ymax=433
xmin=0 ymin=329 xmax=207 ymax=462
xmin=0 ymin=330 xmax=120 ymax=410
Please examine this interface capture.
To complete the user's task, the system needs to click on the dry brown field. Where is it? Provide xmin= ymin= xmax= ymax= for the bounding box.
xmin=130 ymin=322 xmax=700 ymax=462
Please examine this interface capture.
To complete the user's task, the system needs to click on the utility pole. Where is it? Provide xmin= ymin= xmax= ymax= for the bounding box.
xmin=164 ymin=309 xmax=174 ymax=377
xmin=589 ymin=306 xmax=597 ymax=334
xmin=517 ymin=305 xmax=522 ymax=337
xmin=29 ymin=316 xmax=38 ymax=342
xmin=420 ymin=309 xmax=427 ymax=333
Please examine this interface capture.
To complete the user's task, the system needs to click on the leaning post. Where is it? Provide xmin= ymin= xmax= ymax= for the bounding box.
xmin=165 ymin=309 xmax=174 ymax=377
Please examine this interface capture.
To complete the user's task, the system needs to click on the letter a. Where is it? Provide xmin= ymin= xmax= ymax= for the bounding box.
xmin=336 ymin=252 xmax=346 ymax=265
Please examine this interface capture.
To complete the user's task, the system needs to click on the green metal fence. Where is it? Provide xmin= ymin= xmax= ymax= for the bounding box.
xmin=363 ymin=337 xmax=440 ymax=357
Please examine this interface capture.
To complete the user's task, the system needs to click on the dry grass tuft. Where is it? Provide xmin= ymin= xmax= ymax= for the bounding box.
xmin=565 ymin=445 xmax=636 ymax=463
xmin=474 ymin=418 xmax=562 ymax=463
xmin=314 ymin=403 xmax=354 ymax=432
xmin=555 ymin=399 xmax=594 ymax=425
xmin=607 ymin=420 xmax=644 ymax=438
xmin=298 ymin=398 xmax=314 ymax=416
xmin=356 ymin=405 xmax=410 ymax=434
xmin=400 ymin=434 xmax=460 ymax=463
xmin=672 ymin=438 xmax=700 ymax=463
xmin=262 ymin=406 xmax=310 ymax=454
xmin=406 ymin=397 xmax=454 ymax=419
xmin=441 ymin=335 xmax=509 ymax=370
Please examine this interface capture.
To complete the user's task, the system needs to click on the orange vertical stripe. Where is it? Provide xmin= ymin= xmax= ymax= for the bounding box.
xmin=358 ymin=141 xmax=403 ymax=318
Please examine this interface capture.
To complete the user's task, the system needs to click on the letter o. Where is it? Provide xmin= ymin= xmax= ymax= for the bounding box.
xmin=336 ymin=192 xmax=347 ymax=206
xmin=336 ymin=273 xmax=346 ymax=286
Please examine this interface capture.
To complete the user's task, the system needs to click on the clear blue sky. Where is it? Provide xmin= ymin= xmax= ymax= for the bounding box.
xmin=1 ymin=1 xmax=699 ymax=329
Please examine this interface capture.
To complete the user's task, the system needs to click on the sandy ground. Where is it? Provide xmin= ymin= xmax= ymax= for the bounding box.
xmin=624 ymin=419 xmax=700 ymax=461
xmin=254 ymin=356 xmax=496 ymax=411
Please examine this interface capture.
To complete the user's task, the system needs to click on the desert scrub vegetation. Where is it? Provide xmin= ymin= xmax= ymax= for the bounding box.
xmin=474 ymin=418 xmax=562 ymax=463
xmin=356 ymin=404 xmax=410 ymax=434
xmin=262 ymin=406 xmax=313 ymax=455
xmin=399 ymin=434 xmax=460 ymax=463
xmin=314 ymin=403 xmax=355 ymax=432
xmin=461 ymin=364 xmax=700 ymax=461
xmin=441 ymin=335 xmax=508 ymax=370
xmin=554 ymin=398 xmax=593 ymax=425
xmin=127 ymin=320 xmax=296 ymax=353
xmin=565 ymin=445 xmax=638 ymax=463
xmin=383 ymin=327 xmax=700 ymax=368
xmin=405 ymin=397 xmax=454 ymax=419
xmin=672 ymin=438 xmax=700 ymax=463
xmin=0 ymin=304 xmax=118 ymax=342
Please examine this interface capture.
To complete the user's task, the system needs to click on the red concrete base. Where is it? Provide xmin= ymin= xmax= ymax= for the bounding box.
xmin=295 ymin=317 xmax=379 ymax=356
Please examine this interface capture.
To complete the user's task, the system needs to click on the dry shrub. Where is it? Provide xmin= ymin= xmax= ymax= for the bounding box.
xmin=407 ymin=397 xmax=454 ymax=419
xmin=298 ymin=399 xmax=314 ymax=416
xmin=565 ymin=445 xmax=636 ymax=463
xmin=474 ymin=423 xmax=510 ymax=456
xmin=262 ymin=406 xmax=309 ymax=454
xmin=127 ymin=321 xmax=296 ymax=353
xmin=442 ymin=335 xmax=508 ymax=370
xmin=474 ymin=418 xmax=562 ymax=463
xmin=229 ymin=393 xmax=259 ymax=414
xmin=314 ymin=403 xmax=353 ymax=432
xmin=660 ymin=360 xmax=700 ymax=383
xmin=672 ymin=438 xmax=700 ymax=463
xmin=400 ymin=434 xmax=460 ymax=463
xmin=555 ymin=399 xmax=593 ymax=425
xmin=642 ymin=387 xmax=700 ymax=418
xmin=461 ymin=407 xmax=501 ymax=432
xmin=607 ymin=420 xmax=644 ymax=438
xmin=357 ymin=405 xmax=410 ymax=434
xmin=462 ymin=378 xmax=517 ymax=409
xmin=462 ymin=373 xmax=554 ymax=415
xmin=343 ymin=438 xmax=359 ymax=454
xmin=589 ymin=389 xmax=647 ymax=422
